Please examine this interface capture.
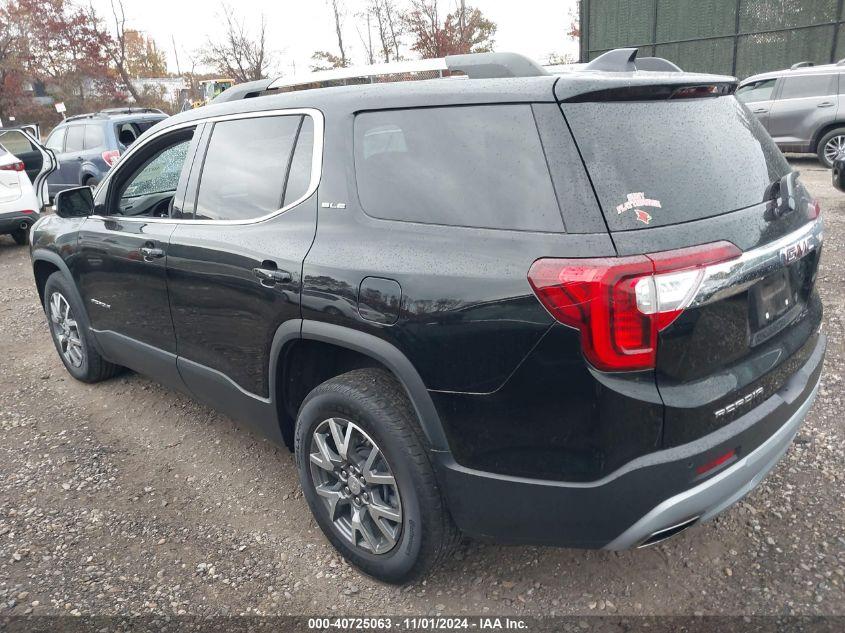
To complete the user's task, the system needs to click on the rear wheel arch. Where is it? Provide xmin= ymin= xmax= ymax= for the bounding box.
xmin=271 ymin=320 xmax=450 ymax=453
xmin=811 ymin=122 xmax=845 ymax=153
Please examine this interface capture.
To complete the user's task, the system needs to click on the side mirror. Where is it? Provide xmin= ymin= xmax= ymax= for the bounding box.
xmin=54 ymin=186 xmax=94 ymax=218
xmin=833 ymin=158 xmax=845 ymax=193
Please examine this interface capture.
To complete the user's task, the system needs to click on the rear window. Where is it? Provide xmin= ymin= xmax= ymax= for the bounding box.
xmin=561 ymin=96 xmax=790 ymax=230
xmin=354 ymin=105 xmax=563 ymax=232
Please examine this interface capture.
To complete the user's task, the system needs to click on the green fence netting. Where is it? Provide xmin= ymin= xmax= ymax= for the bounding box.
xmin=582 ymin=0 xmax=845 ymax=78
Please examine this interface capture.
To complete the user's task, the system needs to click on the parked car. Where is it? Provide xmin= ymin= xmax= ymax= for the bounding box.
xmin=30 ymin=49 xmax=825 ymax=583
xmin=0 ymin=128 xmax=55 ymax=244
xmin=832 ymin=155 xmax=845 ymax=191
xmin=737 ymin=60 xmax=845 ymax=167
xmin=43 ymin=108 xmax=167 ymax=199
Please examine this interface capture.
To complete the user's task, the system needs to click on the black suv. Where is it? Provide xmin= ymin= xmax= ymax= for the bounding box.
xmin=30 ymin=50 xmax=825 ymax=583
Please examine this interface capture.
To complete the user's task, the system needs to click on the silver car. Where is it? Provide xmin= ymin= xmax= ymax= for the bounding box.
xmin=737 ymin=61 xmax=845 ymax=167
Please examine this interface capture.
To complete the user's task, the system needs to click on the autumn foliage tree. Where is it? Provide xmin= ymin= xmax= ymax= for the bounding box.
xmin=5 ymin=0 xmax=119 ymax=111
xmin=404 ymin=0 xmax=495 ymax=58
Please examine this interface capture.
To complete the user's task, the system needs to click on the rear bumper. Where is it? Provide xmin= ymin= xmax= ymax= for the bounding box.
xmin=0 ymin=211 xmax=38 ymax=233
xmin=433 ymin=332 xmax=825 ymax=548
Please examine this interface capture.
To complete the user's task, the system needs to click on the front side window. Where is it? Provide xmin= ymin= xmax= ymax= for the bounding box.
xmin=736 ymin=78 xmax=776 ymax=103
xmin=65 ymin=126 xmax=85 ymax=152
xmin=112 ymin=128 xmax=195 ymax=217
xmin=45 ymin=127 xmax=67 ymax=152
xmin=194 ymin=115 xmax=304 ymax=221
xmin=45 ymin=128 xmax=66 ymax=152
xmin=779 ymin=74 xmax=834 ymax=100
xmin=353 ymin=105 xmax=563 ymax=231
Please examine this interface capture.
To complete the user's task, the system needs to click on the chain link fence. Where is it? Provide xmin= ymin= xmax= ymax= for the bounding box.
xmin=580 ymin=0 xmax=845 ymax=78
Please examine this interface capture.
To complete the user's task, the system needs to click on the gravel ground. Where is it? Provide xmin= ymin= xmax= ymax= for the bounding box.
xmin=0 ymin=158 xmax=843 ymax=621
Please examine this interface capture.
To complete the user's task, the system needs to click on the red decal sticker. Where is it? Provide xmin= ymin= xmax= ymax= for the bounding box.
xmin=634 ymin=209 xmax=652 ymax=225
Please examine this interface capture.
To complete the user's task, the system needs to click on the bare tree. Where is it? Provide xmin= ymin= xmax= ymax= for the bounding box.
xmin=362 ymin=0 xmax=403 ymax=63
xmin=90 ymin=0 xmax=142 ymax=102
xmin=356 ymin=10 xmax=375 ymax=65
xmin=327 ymin=0 xmax=349 ymax=67
xmin=200 ymin=4 xmax=272 ymax=82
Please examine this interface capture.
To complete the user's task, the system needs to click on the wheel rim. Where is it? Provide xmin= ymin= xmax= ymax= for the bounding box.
xmin=308 ymin=417 xmax=403 ymax=555
xmin=49 ymin=291 xmax=84 ymax=368
xmin=824 ymin=135 xmax=845 ymax=163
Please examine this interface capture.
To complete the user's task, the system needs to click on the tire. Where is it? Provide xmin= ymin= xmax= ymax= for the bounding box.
xmin=295 ymin=368 xmax=460 ymax=583
xmin=11 ymin=228 xmax=28 ymax=245
xmin=817 ymin=127 xmax=845 ymax=168
xmin=43 ymin=272 xmax=121 ymax=383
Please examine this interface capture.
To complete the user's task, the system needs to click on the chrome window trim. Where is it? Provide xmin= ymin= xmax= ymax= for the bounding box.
xmin=89 ymin=107 xmax=324 ymax=226
xmin=690 ymin=217 xmax=823 ymax=308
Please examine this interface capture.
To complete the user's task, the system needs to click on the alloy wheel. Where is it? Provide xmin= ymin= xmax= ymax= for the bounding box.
xmin=824 ymin=135 xmax=845 ymax=165
xmin=308 ymin=417 xmax=403 ymax=555
xmin=49 ymin=292 xmax=84 ymax=368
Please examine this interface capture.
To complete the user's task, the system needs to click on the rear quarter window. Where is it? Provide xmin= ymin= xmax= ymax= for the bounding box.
xmin=353 ymin=105 xmax=564 ymax=232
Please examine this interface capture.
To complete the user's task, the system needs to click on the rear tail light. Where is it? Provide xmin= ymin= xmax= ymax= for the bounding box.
xmin=808 ymin=198 xmax=821 ymax=220
xmin=527 ymin=241 xmax=742 ymax=371
xmin=19 ymin=209 xmax=34 ymax=214
xmin=102 ymin=150 xmax=120 ymax=168
xmin=0 ymin=161 xmax=25 ymax=172
xmin=696 ymin=448 xmax=737 ymax=476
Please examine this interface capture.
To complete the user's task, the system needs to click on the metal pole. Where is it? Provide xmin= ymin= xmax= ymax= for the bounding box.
xmin=651 ymin=0 xmax=658 ymax=56
xmin=732 ymin=0 xmax=742 ymax=76
xmin=831 ymin=0 xmax=844 ymax=63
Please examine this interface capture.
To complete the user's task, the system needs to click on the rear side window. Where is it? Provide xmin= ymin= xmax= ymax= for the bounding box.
xmin=736 ymin=78 xmax=776 ymax=103
xmin=194 ymin=115 xmax=302 ymax=221
xmin=354 ymin=105 xmax=563 ymax=231
xmin=65 ymin=126 xmax=85 ymax=152
xmin=83 ymin=125 xmax=105 ymax=150
xmin=0 ymin=130 xmax=36 ymax=155
xmin=779 ymin=74 xmax=835 ymax=99
xmin=561 ymin=96 xmax=790 ymax=230
xmin=45 ymin=128 xmax=65 ymax=151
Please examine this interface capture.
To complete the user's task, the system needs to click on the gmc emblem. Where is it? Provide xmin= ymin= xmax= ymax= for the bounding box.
xmin=779 ymin=236 xmax=814 ymax=266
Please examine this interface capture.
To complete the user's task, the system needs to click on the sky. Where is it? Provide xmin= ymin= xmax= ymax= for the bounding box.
xmin=89 ymin=0 xmax=580 ymax=77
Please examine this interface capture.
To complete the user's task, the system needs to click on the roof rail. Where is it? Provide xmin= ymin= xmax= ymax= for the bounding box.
xmin=212 ymin=78 xmax=275 ymax=104
xmin=64 ymin=113 xmax=102 ymax=122
xmin=790 ymin=61 xmax=815 ymax=69
xmin=260 ymin=52 xmax=548 ymax=94
xmin=99 ymin=107 xmax=166 ymax=115
xmin=584 ymin=48 xmax=682 ymax=72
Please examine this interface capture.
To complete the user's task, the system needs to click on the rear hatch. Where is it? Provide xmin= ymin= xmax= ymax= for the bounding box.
xmin=558 ymin=85 xmax=824 ymax=447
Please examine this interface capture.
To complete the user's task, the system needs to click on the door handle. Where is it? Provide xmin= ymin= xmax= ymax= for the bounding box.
xmin=140 ymin=246 xmax=165 ymax=261
xmin=752 ymin=107 xmax=769 ymax=113
xmin=818 ymin=101 xmax=835 ymax=108
xmin=253 ymin=267 xmax=292 ymax=286
xmin=75 ymin=156 xmax=84 ymax=161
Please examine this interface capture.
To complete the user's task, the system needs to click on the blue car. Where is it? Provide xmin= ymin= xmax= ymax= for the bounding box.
xmin=44 ymin=108 xmax=167 ymax=199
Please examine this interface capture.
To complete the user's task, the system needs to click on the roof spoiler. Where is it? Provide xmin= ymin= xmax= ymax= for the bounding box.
xmin=211 ymin=78 xmax=275 ymax=104
xmin=584 ymin=48 xmax=682 ymax=73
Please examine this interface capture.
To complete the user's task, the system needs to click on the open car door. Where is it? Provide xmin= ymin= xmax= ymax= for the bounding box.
xmin=0 ymin=127 xmax=56 ymax=208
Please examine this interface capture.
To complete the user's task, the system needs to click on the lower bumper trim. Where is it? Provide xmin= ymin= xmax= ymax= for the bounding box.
xmin=603 ymin=372 xmax=820 ymax=550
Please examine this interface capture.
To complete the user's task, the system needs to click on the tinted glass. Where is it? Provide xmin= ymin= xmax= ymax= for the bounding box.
xmin=561 ymin=96 xmax=790 ymax=231
xmin=195 ymin=116 xmax=301 ymax=221
xmin=736 ymin=78 xmax=776 ymax=103
xmin=0 ymin=130 xmax=35 ymax=155
xmin=65 ymin=126 xmax=85 ymax=152
xmin=354 ymin=105 xmax=562 ymax=231
xmin=45 ymin=128 xmax=65 ymax=151
xmin=779 ymin=74 xmax=834 ymax=99
xmin=83 ymin=124 xmax=105 ymax=150
xmin=282 ymin=117 xmax=314 ymax=207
